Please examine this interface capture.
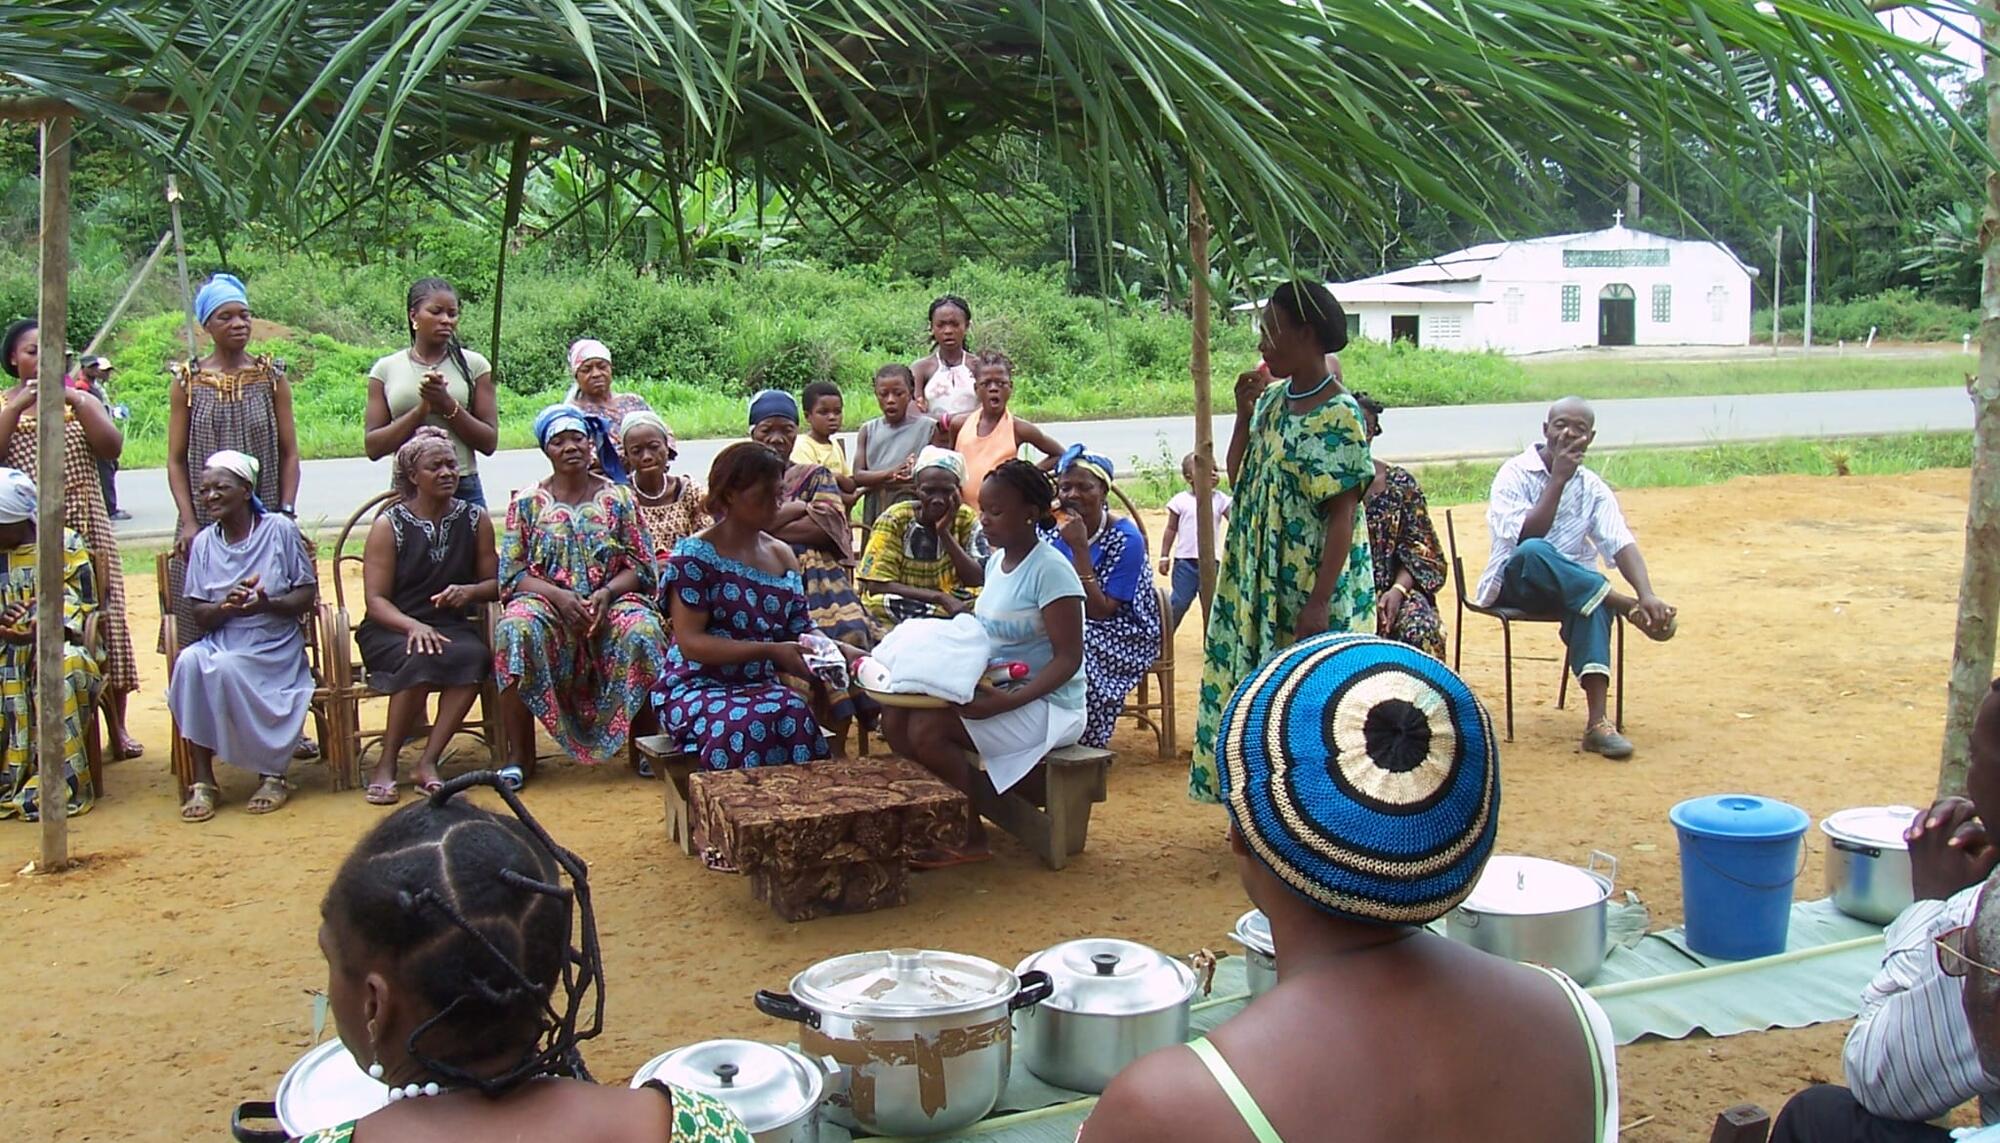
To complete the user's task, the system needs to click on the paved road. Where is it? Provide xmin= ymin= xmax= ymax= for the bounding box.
xmin=109 ymin=385 xmax=1973 ymax=541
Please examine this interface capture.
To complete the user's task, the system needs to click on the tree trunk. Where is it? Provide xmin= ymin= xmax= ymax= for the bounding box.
xmin=36 ymin=115 xmax=72 ymax=870
xmin=1187 ymin=172 xmax=1218 ymax=622
xmin=1937 ymin=9 xmax=2000 ymax=798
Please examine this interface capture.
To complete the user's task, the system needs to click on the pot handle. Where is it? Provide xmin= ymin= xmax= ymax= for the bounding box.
xmin=1454 ymin=907 xmax=1480 ymax=929
xmin=230 ymin=1101 xmax=289 ymax=1143
xmin=1010 ymin=969 xmax=1055 ymax=1011
xmin=754 ymin=989 xmax=822 ymax=1029
xmin=1587 ymin=850 xmax=1619 ymax=887
xmin=1829 ymin=836 xmax=1885 ymax=859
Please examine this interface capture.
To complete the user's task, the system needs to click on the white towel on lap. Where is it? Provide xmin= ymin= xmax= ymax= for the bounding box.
xmin=864 ymin=614 xmax=991 ymax=704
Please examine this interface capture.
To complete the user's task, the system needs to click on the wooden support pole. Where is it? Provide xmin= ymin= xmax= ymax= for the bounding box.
xmin=1187 ymin=172 xmax=1218 ymax=619
xmin=35 ymin=115 xmax=73 ymax=870
xmin=166 ymin=176 xmax=199 ymax=361
xmin=1939 ymin=7 xmax=2000 ymax=797
xmin=491 ymin=134 xmax=531 ymax=373
xmin=83 ymin=230 xmax=172 ymax=357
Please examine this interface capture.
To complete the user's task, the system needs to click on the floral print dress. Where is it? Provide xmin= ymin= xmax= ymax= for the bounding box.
xmin=295 ymin=1081 xmax=753 ymax=1142
xmin=493 ymin=481 xmax=665 ymax=766
xmin=1365 ymin=464 xmax=1448 ymax=661
xmin=1190 ymin=387 xmax=1374 ymax=803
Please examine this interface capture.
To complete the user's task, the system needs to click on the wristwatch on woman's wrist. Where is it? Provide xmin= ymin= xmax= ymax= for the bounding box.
xmin=280 ymin=504 xmax=297 ymax=518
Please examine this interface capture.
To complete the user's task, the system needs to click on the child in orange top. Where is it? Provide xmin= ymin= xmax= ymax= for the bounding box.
xmin=953 ymin=350 xmax=1062 ymax=506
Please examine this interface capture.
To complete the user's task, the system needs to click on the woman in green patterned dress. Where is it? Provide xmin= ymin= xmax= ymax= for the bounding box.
xmin=299 ymin=772 xmax=753 ymax=1143
xmin=0 ymin=469 xmax=102 ymax=820
xmin=1189 ymin=281 xmax=1374 ymax=803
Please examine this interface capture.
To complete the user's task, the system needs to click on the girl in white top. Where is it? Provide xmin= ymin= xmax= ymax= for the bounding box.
xmin=912 ymin=295 xmax=979 ymax=440
xmin=365 ymin=277 xmax=500 ymax=507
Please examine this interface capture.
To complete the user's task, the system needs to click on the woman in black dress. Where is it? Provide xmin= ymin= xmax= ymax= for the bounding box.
xmin=357 ymin=427 xmax=499 ymax=803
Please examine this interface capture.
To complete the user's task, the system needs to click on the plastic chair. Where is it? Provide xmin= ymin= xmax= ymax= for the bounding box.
xmin=325 ymin=490 xmax=504 ymax=778
xmin=1442 ymin=508 xmax=1622 ymax=742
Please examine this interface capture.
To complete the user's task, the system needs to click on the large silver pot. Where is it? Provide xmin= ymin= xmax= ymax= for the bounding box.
xmin=1446 ymin=853 xmax=1616 ymax=984
xmin=1822 ymin=805 xmax=1919 ymax=925
xmin=755 ymin=948 xmax=1052 ymax=1137
xmin=632 ymin=1039 xmax=829 ymax=1143
xmin=1228 ymin=909 xmax=1277 ymax=997
xmin=231 ymin=1039 xmax=388 ymax=1143
xmin=1014 ymin=938 xmax=1198 ymax=1093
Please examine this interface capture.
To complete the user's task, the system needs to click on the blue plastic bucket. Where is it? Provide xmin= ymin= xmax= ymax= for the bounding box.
xmin=1669 ymin=794 xmax=1810 ymax=960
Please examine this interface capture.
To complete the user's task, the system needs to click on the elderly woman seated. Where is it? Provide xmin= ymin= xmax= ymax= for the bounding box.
xmin=857 ymin=446 xmax=988 ymax=630
xmin=651 ymin=443 xmax=851 ymax=771
xmin=1047 ymin=447 xmax=1162 ymax=749
xmin=1083 ymin=635 xmax=1618 ymax=1143
xmin=356 ymin=428 xmax=499 ymax=804
xmin=623 ymin=410 xmax=712 ymax=567
xmin=492 ymin=405 xmax=666 ymax=790
xmin=748 ymin=389 xmax=878 ymax=651
xmin=563 ymin=338 xmax=653 ymax=465
xmin=0 ymin=469 xmax=102 ymax=820
xmin=1357 ymin=393 xmax=1448 ymax=660
xmin=298 ymin=772 xmax=755 ymax=1143
xmin=168 ymin=450 xmax=320 ymax=822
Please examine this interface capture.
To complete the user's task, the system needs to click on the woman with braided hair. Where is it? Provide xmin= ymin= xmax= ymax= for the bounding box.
xmin=304 ymin=770 xmax=754 ymax=1143
xmin=366 ymin=277 xmax=499 ymax=507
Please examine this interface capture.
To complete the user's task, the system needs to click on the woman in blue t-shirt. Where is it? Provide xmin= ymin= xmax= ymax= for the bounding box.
xmin=880 ymin=459 xmax=1085 ymax=867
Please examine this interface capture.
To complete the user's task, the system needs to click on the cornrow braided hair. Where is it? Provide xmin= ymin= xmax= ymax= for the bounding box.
xmin=986 ymin=458 xmax=1057 ymax=527
xmin=407 ymin=277 xmax=478 ymax=391
xmin=322 ymin=770 xmax=604 ymax=1095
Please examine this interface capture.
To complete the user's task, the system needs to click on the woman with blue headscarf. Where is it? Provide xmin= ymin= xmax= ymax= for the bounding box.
xmin=490 ymin=404 xmax=664 ymax=788
xmin=1047 ymin=445 xmax=1161 ymax=749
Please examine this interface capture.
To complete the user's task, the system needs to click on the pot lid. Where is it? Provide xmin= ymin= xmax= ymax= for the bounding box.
xmin=1460 ymin=856 xmax=1611 ymax=916
xmin=791 ymin=948 xmax=1018 ymax=1019
xmin=1670 ymin=794 xmax=1809 ymax=841
xmin=631 ymin=1040 xmax=822 ymax=1133
xmin=1821 ymin=805 xmax=1919 ymax=849
xmin=1230 ymin=909 xmax=1274 ymax=957
xmin=274 ymin=1039 xmax=389 ymax=1137
xmin=1016 ymin=939 xmax=1199 ymax=1017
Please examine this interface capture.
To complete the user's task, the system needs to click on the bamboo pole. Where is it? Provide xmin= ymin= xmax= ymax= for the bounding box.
xmin=1937 ymin=8 xmax=2000 ymax=797
xmin=83 ymin=230 xmax=172 ymax=357
xmin=1187 ymin=172 xmax=1218 ymax=619
xmin=166 ymin=176 xmax=199 ymax=360
xmin=35 ymin=116 xmax=73 ymax=870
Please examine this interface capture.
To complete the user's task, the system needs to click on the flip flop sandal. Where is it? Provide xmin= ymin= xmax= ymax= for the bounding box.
xmin=246 ymin=776 xmax=293 ymax=814
xmin=496 ymin=765 xmax=527 ymax=792
xmin=293 ymin=737 xmax=321 ymax=761
xmin=112 ymin=741 xmax=146 ymax=762
xmin=364 ymin=781 xmax=401 ymax=806
xmin=910 ymin=846 xmax=995 ymax=871
xmin=416 ymin=777 xmax=445 ymax=795
xmin=180 ymin=781 xmax=220 ymax=823
xmin=633 ymin=756 xmax=656 ymax=780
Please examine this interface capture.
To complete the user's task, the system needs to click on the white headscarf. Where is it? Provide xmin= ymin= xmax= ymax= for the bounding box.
xmin=0 ymin=467 xmax=35 ymax=525
xmin=205 ymin=449 xmax=262 ymax=488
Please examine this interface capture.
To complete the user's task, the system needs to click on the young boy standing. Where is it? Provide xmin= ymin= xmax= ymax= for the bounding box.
xmin=852 ymin=364 xmax=936 ymax=526
xmin=1158 ymin=452 xmax=1231 ymax=633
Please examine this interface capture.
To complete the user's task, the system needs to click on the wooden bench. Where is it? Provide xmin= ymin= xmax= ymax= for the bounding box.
xmin=635 ymin=735 xmax=701 ymax=855
xmin=961 ymin=743 xmax=1114 ymax=870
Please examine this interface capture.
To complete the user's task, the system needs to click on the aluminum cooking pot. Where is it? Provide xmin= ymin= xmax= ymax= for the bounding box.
xmin=1228 ymin=909 xmax=1277 ymax=997
xmin=231 ymin=1039 xmax=388 ymax=1143
xmin=754 ymin=947 xmax=1052 ymax=1137
xmin=1821 ymin=805 xmax=1919 ymax=925
xmin=632 ymin=1039 xmax=830 ymax=1143
xmin=1446 ymin=853 xmax=1616 ymax=984
xmin=1014 ymin=938 xmax=1199 ymax=1093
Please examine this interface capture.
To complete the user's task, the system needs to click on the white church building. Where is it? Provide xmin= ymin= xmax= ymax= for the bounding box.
xmin=1331 ymin=216 xmax=1759 ymax=354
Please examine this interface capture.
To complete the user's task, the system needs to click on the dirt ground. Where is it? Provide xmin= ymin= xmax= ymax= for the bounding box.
xmin=0 ymin=470 xmax=1978 ymax=1141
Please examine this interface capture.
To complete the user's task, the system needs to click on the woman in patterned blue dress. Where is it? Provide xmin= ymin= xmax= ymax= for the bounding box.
xmin=653 ymin=443 xmax=835 ymax=770
xmin=1046 ymin=447 xmax=1162 ymax=748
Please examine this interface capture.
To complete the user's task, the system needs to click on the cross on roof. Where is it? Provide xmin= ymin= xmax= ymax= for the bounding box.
xmin=1612 ymin=209 xmax=1625 ymax=227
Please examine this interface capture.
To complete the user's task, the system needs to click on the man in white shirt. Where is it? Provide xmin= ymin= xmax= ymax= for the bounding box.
xmin=1771 ymin=679 xmax=2000 ymax=1141
xmin=1476 ymin=397 xmax=1676 ymax=758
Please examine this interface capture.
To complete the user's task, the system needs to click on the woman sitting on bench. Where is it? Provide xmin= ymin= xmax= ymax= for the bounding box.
xmin=881 ymin=459 xmax=1085 ymax=867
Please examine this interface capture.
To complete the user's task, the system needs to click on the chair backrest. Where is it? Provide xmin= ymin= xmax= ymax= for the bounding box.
xmin=1443 ymin=508 xmax=1470 ymax=601
xmin=1109 ymin=482 xmax=1149 ymax=552
xmin=330 ymin=490 xmax=399 ymax=614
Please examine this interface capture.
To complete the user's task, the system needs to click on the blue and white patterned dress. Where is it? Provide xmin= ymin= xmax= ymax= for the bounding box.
xmin=1044 ymin=516 xmax=1162 ymax=748
xmin=651 ymin=537 xmax=829 ymax=770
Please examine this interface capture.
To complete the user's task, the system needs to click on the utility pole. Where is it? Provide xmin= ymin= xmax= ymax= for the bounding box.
xmin=1803 ymin=190 xmax=1817 ymax=354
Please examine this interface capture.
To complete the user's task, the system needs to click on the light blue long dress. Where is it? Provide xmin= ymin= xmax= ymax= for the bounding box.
xmin=166 ymin=513 xmax=317 ymax=776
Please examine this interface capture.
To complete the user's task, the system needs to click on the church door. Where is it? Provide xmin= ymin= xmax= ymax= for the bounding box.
xmin=1598 ymin=284 xmax=1636 ymax=346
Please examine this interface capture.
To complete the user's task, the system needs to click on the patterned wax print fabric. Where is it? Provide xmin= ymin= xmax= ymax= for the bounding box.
xmin=0 ymin=531 xmax=101 ymax=819
xmin=573 ymin=390 xmax=653 ymax=461
xmin=165 ymin=355 xmax=286 ymax=647
xmin=634 ymin=476 xmax=713 ymax=569
xmin=652 ymin=537 xmax=829 ymax=771
xmin=782 ymin=462 xmax=878 ymax=650
xmin=1043 ymin=516 xmax=1162 ymax=748
xmin=1365 ymin=464 xmax=1448 ymax=661
xmin=493 ymin=481 xmax=665 ymax=766
xmin=857 ymin=499 xmax=988 ymax=628
xmin=3 ymin=411 xmax=136 ymax=694
xmin=296 ymin=1083 xmax=754 ymax=1143
xmin=1190 ymin=387 xmax=1375 ymax=803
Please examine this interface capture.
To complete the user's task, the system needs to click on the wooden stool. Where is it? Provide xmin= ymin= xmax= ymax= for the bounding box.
xmin=961 ymin=743 xmax=1113 ymax=870
xmin=688 ymin=757 xmax=971 ymax=921
xmin=635 ymin=735 xmax=700 ymax=855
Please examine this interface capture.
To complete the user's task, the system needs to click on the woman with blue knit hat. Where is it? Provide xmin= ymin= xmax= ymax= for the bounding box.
xmin=490 ymin=404 xmax=664 ymax=788
xmin=1083 ymin=634 xmax=1619 ymax=1143
xmin=1047 ymin=444 xmax=1160 ymax=748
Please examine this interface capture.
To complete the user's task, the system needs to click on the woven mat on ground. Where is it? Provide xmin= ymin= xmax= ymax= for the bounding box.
xmin=821 ymin=898 xmax=1887 ymax=1141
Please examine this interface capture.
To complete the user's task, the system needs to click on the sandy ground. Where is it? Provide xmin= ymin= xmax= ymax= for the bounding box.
xmin=0 ymin=470 xmax=1979 ymax=1141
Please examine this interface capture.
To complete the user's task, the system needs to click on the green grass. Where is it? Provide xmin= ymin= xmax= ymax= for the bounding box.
xmin=1513 ymin=353 xmax=1968 ymax=403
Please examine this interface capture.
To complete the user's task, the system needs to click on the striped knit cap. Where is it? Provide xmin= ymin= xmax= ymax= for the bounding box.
xmin=1217 ymin=633 xmax=1499 ymax=925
